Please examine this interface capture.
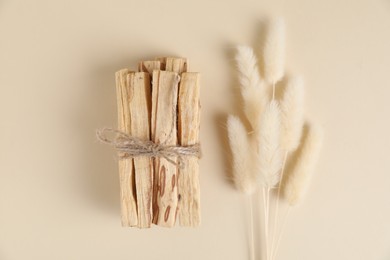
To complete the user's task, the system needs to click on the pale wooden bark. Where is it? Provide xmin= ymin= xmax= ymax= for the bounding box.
xmin=166 ymin=57 xmax=188 ymax=74
xmin=138 ymin=60 xmax=161 ymax=75
xmin=128 ymin=72 xmax=153 ymax=228
xmin=115 ymin=69 xmax=138 ymax=227
xmin=151 ymin=70 xmax=180 ymax=227
xmin=155 ymin=57 xmax=167 ymax=70
xmin=114 ymin=57 xmax=198 ymax=228
xmin=177 ymin=72 xmax=201 ymax=227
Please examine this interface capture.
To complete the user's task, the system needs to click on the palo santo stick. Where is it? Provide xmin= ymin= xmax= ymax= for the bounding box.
xmin=155 ymin=57 xmax=167 ymax=70
xmin=177 ymin=72 xmax=201 ymax=227
xmin=138 ymin=60 xmax=161 ymax=74
xmin=115 ymin=69 xmax=138 ymax=227
xmin=151 ymin=70 xmax=180 ymax=227
xmin=166 ymin=57 xmax=188 ymax=74
xmin=128 ymin=72 xmax=153 ymax=228
xmin=150 ymin=57 xmax=187 ymax=144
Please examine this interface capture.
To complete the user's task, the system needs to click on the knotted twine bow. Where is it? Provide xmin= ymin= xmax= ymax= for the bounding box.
xmin=96 ymin=128 xmax=201 ymax=167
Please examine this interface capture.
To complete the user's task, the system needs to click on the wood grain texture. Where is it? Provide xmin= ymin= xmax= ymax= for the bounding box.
xmin=166 ymin=57 xmax=188 ymax=74
xmin=151 ymin=70 xmax=180 ymax=227
xmin=115 ymin=57 xmax=196 ymax=228
xmin=138 ymin=60 xmax=161 ymax=75
xmin=115 ymin=69 xmax=138 ymax=227
xmin=177 ymin=72 xmax=201 ymax=227
xmin=155 ymin=57 xmax=167 ymax=70
xmin=128 ymin=72 xmax=153 ymax=228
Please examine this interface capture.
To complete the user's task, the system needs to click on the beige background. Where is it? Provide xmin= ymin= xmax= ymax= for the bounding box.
xmin=1 ymin=0 xmax=390 ymax=259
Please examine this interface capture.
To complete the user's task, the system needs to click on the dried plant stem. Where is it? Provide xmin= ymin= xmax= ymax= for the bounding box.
xmin=272 ymin=82 xmax=276 ymax=100
xmin=270 ymin=151 xmax=288 ymax=260
xmin=262 ymin=85 xmax=277 ymax=260
xmin=272 ymin=206 xmax=291 ymax=260
xmin=262 ymin=187 xmax=272 ymax=260
xmin=249 ymin=196 xmax=255 ymax=260
xmin=267 ymin=187 xmax=271 ymax=259
xmin=262 ymin=188 xmax=268 ymax=260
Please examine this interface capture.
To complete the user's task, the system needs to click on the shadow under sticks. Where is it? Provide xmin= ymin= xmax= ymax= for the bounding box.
xmin=74 ymin=58 xmax=140 ymax=215
xmin=73 ymin=51 xmax=203 ymax=216
xmin=74 ymin=53 xmax=184 ymax=215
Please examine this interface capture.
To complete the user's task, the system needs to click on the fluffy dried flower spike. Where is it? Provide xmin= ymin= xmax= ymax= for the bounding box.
xmin=264 ymin=18 xmax=286 ymax=85
xmin=280 ymin=76 xmax=305 ymax=152
xmin=235 ymin=46 xmax=267 ymax=131
xmin=257 ymin=101 xmax=283 ymax=188
xmin=283 ymin=121 xmax=324 ymax=205
xmin=227 ymin=115 xmax=257 ymax=194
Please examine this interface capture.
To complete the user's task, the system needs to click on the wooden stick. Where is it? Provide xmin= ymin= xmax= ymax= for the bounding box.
xmin=177 ymin=72 xmax=201 ymax=227
xmin=138 ymin=60 xmax=161 ymax=75
xmin=128 ymin=72 xmax=153 ymax=228
xmin=115 ymin=69 xmax=138 ymax=227
xmin=151 ymin=70 xmax=180 ymax=227
xmin=166 ymin=57 xmax=188 ymax=74
xmin=155 ymin=57 xmax=167 ymax=70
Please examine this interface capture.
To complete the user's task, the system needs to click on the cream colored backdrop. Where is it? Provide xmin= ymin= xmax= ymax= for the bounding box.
xmin=1 ymin=0 xmax=390 ymax=259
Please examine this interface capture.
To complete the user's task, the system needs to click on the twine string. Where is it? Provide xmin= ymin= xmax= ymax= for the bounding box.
xmin=96 ymin=128 xmax=201 ymax=167
xmin=96 ymin=73 xmax=200 ymax=166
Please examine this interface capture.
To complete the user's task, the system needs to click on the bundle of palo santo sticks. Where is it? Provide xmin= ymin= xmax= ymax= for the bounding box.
xmin=98 ymin=57 xmax=201 ymax=228
xmin=227 ymin=18 xmax=323 ymax=260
